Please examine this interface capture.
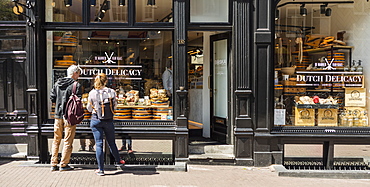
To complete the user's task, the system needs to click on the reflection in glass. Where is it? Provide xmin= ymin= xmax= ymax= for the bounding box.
xmin=47 ymin=30 xmax=173 ymax=121
xmin=91 ymin=0 xmax=128 ymax=22
xmin=136 ymin=0 xmax=172 ymax=22
xmin=190 ymin=0 xmax=229 ymax=23
xmin=213 ymin=39 xmax=228 ymax=118
xmin=45 ymin=0 xmax=82 ymax=22
xmin=0 ymin=0 xmax=26 ymax=21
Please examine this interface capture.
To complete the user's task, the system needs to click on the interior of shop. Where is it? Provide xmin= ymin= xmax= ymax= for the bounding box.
xmin=187 ymin=31 xmax=205 ymax=138
xmin=47 ymin=30 xmax=173 ymax=121
xmin=187 ymin=31 xmax=229 ymax=141
xmin=274 ymin=0 xmax=370 ymax=127
xmin=45 ymin=0 xmax=173 ymax=23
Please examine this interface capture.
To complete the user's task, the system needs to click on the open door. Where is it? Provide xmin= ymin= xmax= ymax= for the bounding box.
xmin=210 ymin=33 xmax=230 ymax=144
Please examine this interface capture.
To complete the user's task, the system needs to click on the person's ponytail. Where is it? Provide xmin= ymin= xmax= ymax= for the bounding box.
xmin=94 ymin=73 xmax=107 ymax=89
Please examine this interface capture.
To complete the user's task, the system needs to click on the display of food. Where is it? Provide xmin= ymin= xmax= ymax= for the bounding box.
xmin=295 ymin=96 xmax=338 ymax=105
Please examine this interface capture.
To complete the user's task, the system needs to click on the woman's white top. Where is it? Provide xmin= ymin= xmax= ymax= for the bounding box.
xmin=86 ymin=87 xmax=117 ymax=114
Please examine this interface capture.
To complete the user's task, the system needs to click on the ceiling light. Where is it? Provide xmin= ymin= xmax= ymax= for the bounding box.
xmin=91 ymin=0 xmax=96 ymax=6
xmin=119 ymin=0 xmax=125 ymax=6
xmin=275 ymin=9 xmax=279 ymax=21
xmin=147 ymin=0 xmax=156 ymax=6
xmin=300 ymin=4 xmax=307 ymax=17
xmin=64 ymin=0 xmax=72 ymax=7
xmin=320 ymin=4 xmax=327 ymax=14
xmin=325 ymin=8 xmax=332 ymax=16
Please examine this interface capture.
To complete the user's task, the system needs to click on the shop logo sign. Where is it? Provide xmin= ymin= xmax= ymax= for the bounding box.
xmin=103 ymin=52 xmax=116 ymax=64
xmin=94 ymin=52 xmax=123 ymax=63
xmin=323 ymin=58 xmax=336 ymax=70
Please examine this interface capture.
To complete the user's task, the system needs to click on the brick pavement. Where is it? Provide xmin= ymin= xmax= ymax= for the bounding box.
xmin=1 ymin=160 xmax=370 ymax=187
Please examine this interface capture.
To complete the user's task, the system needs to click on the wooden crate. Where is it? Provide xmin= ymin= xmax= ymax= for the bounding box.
xmin=294 ymin=108 xmax=315 ymax=126
xmin=345 ymin=88 xmax=366 ymax=107
xmin=317 ymin=108 xmax=338 ymax=126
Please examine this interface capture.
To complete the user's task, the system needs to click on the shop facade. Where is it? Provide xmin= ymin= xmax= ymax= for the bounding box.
xmin=1 ymin=0 xmax=370 ymax=168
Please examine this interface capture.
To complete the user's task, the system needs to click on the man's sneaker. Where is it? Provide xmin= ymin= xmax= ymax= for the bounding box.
xmin=78 ymin=146 xmax=85 ymax=151
xmin=51 ymin=165 xmax=59 ymax=172
xmin=95 ymin=169 xmax=105 ymax=176
xmin=128 ymin=149 xmax=133 ymax=153
xmin=60 ymin=165 xmax=74 ymax=171
xmin=115 ymin=160 xmax=126 ymax=167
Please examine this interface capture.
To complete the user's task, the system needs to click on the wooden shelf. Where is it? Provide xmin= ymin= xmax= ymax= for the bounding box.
xmin=293 ymin=46 xmax=354 ymax=54
xmin=54 ymin=42 xmax=78 ymax=47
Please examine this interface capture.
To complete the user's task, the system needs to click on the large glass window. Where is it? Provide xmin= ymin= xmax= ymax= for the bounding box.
xmin=47 ymin=30 xmax=173 ymax=121
xmin=274 ymin=0 xmax=370 ymax=127
xmin=45 ymin=0 xmax=82 ymax=22
xmin=135 ymin=0 xmax=173 ymax=22
xmin=190 ymin=0 xmax=229 ymax=23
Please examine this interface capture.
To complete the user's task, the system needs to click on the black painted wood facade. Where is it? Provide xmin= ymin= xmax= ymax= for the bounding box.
xmin=2 ymin=0 xmax=370 ymax=168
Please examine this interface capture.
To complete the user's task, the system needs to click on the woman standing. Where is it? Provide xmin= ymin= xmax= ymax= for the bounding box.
xmin=87 ymin=73 xmax=125 ymax=176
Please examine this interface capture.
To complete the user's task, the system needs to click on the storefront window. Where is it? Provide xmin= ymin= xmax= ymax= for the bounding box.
xmin=45 ymin=0 xmax=82 ymax=22
xmin=91 ymin=0 xmax=128 ymax=22
xmin=274 ymin=0 xmax=369 ymax=127
xmin=46 ymin=30 xmax=173 ymax=121
xmin=190 ymin=0 xmax=229 ymax=23
xmin=135 ymin=0 xmax=173 ymax=22
xmin=0 ymin=0 xmax=26 ymax=21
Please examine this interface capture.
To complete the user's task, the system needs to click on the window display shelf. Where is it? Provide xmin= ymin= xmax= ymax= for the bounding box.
xmin=116 ymin=104 xmax=170 ymax=108
xmin=53 ymin=42 xmax=78 ymax=47
xmin=306 ymin=89 xmax=345 ymax=93
xmin=292 ymin=45 xmax=354 ymax=54
xmin=295 ymin=103 xmax=339 ymax=109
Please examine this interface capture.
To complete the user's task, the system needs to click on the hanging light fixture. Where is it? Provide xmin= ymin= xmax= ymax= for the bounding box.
xmin=119 ymin=0 xmax=125 ymax=6
xmin=320 ymin=3 xmax=327 ymax=14
xmin=300 ymin=4 xmax=307 ymax=17
xmin=101 ymin=1 xmax=110 ymax=13
xmin=64 ymin=0 xmax=72 ymax=7
xmin=147 ymin=0 xmax=156 ymax=6
xmin=275 ymin=9 xmax=280 ymax=21
xmin=91 ymin=0 xmax=96 ymax=6
xmin=325 ymin=8 xmax=332 ymax=16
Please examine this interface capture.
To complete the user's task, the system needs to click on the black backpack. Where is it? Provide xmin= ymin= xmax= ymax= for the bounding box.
xmin=64 ymin=82 xmax=84 ymax=125
xmin=91 ymin=89 xmax=114 ymax=120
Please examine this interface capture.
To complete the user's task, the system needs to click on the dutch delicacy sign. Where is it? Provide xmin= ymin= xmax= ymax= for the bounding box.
xmin=295 ymin=71 xmax=363 ymax=87
xmin=78 ymin=53 xmax=142 ymax=80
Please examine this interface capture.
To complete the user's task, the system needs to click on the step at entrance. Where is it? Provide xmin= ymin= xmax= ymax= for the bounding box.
xmin=188 ymin=141 xmax=235 ymax=165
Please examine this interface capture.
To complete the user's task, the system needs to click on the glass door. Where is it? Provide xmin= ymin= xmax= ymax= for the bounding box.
xmin=210 ymin=33 xmax=230 ymax=143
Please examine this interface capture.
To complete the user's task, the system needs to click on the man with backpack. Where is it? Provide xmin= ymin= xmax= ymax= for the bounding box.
xmin=50 ymin=65 xmax=82 ymax=172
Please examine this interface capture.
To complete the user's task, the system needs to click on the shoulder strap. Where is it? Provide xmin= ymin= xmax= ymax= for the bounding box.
xmin=72 ymin=82 xmax=77 ymax=95
xmin=108 ymin=89 xmax=114 ymax=114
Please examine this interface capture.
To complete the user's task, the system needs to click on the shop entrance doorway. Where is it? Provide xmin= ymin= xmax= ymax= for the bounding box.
xmin=187 ymin=31 xmax=230 ymax=144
